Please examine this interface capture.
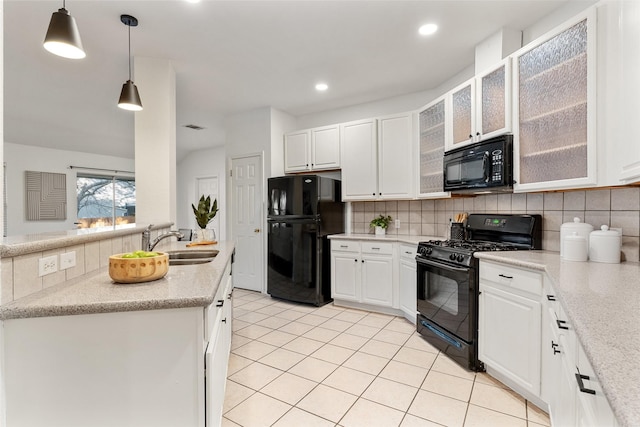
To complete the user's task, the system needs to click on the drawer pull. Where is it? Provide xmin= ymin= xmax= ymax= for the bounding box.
xmin=575 ymin=373 xmax=596 ymax=395
xmin=371 ymin=247 xmax=380 ymax=250
xmin=405 ymin=251 xmax=413 ymax=255
xmin=216 ymin=300 xmax=224 ymax=307
xmin=221 ymin=317 xmax=227 ymax=323
xmin=547 ymin=295 xmax=556 ymax=301
xmin=498 ymin=274 xmax=513 ymax=279
xmin=551 ymin=341 xmax=560 ymax=355
xmin=556 ymin=319 xmax=569 ymax=330
xmin=340 ymin=245 xmax=349 ymax=248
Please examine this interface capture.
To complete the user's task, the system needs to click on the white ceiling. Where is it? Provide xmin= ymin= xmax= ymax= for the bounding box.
xmin=4 ymin=0 xmax=585 ymax=161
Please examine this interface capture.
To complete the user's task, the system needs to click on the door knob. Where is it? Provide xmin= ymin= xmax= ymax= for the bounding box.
xmin=254 ymin=228 xmax=261 ymax=233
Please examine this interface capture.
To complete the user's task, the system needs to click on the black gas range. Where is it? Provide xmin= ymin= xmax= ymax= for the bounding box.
xmin=416 ymin=214 xmax=542 ymax=371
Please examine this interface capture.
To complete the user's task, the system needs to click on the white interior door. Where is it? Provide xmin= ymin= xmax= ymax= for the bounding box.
xmin=196 ymin=176 xmax=220 ymax=239
xmin=231 ymin=155 xmax=263 ymax=292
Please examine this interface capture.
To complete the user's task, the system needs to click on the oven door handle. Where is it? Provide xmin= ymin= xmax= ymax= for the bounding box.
xmin=416 ymin=257 xmax=470 ymax=273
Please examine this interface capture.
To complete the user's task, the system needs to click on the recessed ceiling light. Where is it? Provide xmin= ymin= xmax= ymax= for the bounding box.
xmin=315 ymin=83 xmax=329 ymax=92
xmin=419 ymin=23 xmax=438 ymax=36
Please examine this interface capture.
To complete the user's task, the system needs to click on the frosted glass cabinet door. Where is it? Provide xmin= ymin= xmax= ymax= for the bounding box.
xmin=418 ymin=97 xmax=447 ymax=196
xmin=478 ymin=59 xmax=512 ymax=140
xmin=450 ymin=79 xmax=475 ymax=147
xmin=514 ymin=11 xmax=596 ymax=191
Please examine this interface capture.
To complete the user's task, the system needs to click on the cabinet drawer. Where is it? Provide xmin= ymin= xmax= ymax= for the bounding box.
xmin=205 ymin=284 xmax=227 ymax=342
xmin=361 ymin=241 xmax=393 ymax=255
xmin=399 ymin=243 xmax=417 ymax=261
xmin=332 ymin=240 xmax=360 ymax=253
xmin=480 ymin=261 xmax=542 ymax=296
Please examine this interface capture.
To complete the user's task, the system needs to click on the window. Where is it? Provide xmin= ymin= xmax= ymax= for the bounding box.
xmin=76 ymin=174 xmax=135 ymax=228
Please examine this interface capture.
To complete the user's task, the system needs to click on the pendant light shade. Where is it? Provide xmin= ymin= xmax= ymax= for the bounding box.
xmin=43 ymin=5 xmax=86 ymax=59
xmin=117 ymin=15 xmax=143 ymax=111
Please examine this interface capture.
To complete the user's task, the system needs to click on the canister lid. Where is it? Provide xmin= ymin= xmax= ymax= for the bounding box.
xmin=561 ymin=217 xmax=593 ymax=232
xmin=590 ymin=225 xmax=620 ymax=237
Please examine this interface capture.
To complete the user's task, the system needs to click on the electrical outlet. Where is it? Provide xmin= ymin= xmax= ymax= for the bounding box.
xmin=38 ymin=256 xmax=58 ymax=277
xmin=60 ymin=251 xmax=76 ymax=270
xmin=395 ymin=219 xmax=401 ymax=229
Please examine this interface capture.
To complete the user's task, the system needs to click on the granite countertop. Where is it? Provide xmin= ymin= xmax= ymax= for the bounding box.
xmin=475 ymin=250 xmax=640 ymax=427
xmin=328 ymin=233 xmax=443 ymax=245
xmin=0 ymin=240 xmax=235 ymax=320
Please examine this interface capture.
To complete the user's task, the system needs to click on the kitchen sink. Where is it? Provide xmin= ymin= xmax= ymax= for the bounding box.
xmin=167 ymin=250 xmax=219 ymax=265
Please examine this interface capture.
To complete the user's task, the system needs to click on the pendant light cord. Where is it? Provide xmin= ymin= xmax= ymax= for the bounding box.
xmin=128 ymin=23 xmax=132 ymax=81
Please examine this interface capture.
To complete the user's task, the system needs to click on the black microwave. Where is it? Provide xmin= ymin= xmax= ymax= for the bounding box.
xmin=443 ymin=135 xmax=513 ymax=193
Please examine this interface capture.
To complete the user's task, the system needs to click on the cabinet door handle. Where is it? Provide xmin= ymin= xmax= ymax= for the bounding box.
xmin=468 ymin=134 xmax=473 ymax=139
xmin=551 ymin=341 xmax=560 ymax=354
xmin=556 ymin=319 xmax=569 ymax=330
xmin=354 ymin=259 xmax=358 ymax=262
xmin=221 ymin=317 xmax=227 ymax=323
xmin=498 ymin=274 xmax=513 ymax=279
xmin=361 ymin=260 xmax=365 ymax=263
xmin=575 ymin=373 xmax=596 ymax=395
xmin=405 ymin=251 xmax=413 ymax=255
xmin=216 ymin=300 xmax=224 ymax=307
xmin=547 ymin=295 xmax=556 ymax=301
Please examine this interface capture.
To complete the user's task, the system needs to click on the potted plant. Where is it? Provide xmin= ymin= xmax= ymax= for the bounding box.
xmin=191 ymin=195 xmax=219 ymax=242
xmin=370 ymin=214 xmax=393 ymax=236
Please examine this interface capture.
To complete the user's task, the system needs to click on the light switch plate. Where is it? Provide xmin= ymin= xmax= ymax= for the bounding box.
xmin=38 ymin=256 xmax=58 ymax=277
xmin=60 ymin=251 xmax=76 ymax=270
xmin=395 ymin=219 xmax=401 ymax=229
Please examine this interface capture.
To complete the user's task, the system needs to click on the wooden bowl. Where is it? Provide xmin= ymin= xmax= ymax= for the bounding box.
xmin=108 ymin=253 xmax=169 ymax=284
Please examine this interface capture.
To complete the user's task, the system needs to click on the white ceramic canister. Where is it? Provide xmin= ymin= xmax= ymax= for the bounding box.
xmin=589 ymin=225 xmax=621 ymax=264
xmin=563 ymin=232 xmax=588 ymax=262
xmin=560 ymin=217 xmax=593 ymax=259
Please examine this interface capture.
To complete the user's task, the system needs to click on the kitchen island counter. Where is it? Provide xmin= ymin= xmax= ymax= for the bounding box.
xmin=475 ymin=250 xmax=640 ymax=427
xmin=0 ymin=240 xmax=235 ymax=320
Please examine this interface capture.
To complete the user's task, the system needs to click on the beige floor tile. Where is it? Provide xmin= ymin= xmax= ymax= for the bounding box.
xmin=421 ymin=370 xmax=474 ymax=402
xmin=221 ymin=416 xmax=242 ymax=427
xmin=399 ymin=414 xmax=443 ymax=426
xmin=392 ymin=346 xmax=437 ymax=369
xmin=222 ymin=380 xmax=255 ymax=413
xmin=255 ymin=304 xmax=287 ymax=316
xmin=403 ymin=333 xmax=440 ymax=353
xmin=312 ymin=343 xmax=355 ymax=365
xmin=230 ymin=335 xmax=251 ymax=350
xmin=298 ymin=313 xmax=330 ymax=326
xmin=357 ymin=314 xmax=393 ymax=329
xmin=256 ymin=329 xmax=298 ymax=347
xmin=232 ymin=319 xmax=250 ymax=331
xmin=430 ymin=353 xmax=476 ymax=381
xmin=289 ymin=357 xmax=339 ymax=382
xmin=343 ymin=351 xmax=390 ymax=376
xmin=232 ymin=340 xmax=278 ymax=361
xmin=464 ymin=404 xmax=527 ymax=427
xmin=274 ymin=309 xmax=306 ymax=321
xmin=469 ymin=382 xmax=527 ymax=419
xmin=290 ymin=304 xmax=319 ymax=313
xmin=234 ymin=324 xmax=273 ymax=339
xmin=236 ymin=301 xmax=270 ymax=312
xmin=320 ymin=318 xmax=354 ymax=332
xmin=408 ymin=390 xmax=468 ymax=427
xmin=474 ymin=372 xmax=510 ymax=389
xmin=297 ymin=384 xmax=358 ymax=423
xmin=225 ymin=392 xmax=292 ymax=427
xmin=359 ymin=339 xmax=401 ymax=359
xmin=313 ymin=305 xmax=345 ymax=318
xmin=228 ymin=362 xmax=282 ymax=391
xmin=236 ymin=311 xmax=270 ymax=324
xmin=322 ymin=366 xmax=376 ymax=396
xmin=361 ymin=377 xmax=418 ymax=412
xmin=385 ymin=318 xmax=417 ymax=334
xmin=272 ymin=407 xmax=336 ymax=427
xmin=282 ymin=336 xmax=325 ymax=355
xmin=344 ymin=323 xmax=382 ymax=339
xmin=379 ymin=360 xmax=429 ymax=388
xmin=527 ymin=401 xmax=550 ymax=426
xmin=372 ymin=329 xmax=412 ymax=346
xmin=278 ymin=321 xmax=315 ymax=336
xmin=227 ymin=353 xmax=254 ymax=375
xmin=340 ymin=398 xmax=405 ymax=427
xmin=303 ymin=326 xmax=342 ymax=343
xmin=329 ymin=333 xmax=369 ymax=351
xmin=256 ymin=316 xmax=291 ymax=330
xmin=260 ymin=372 xmax=318 ymax=405
xmin=258 ymin=348 xmax=306 ymax=371
xmin=334 ymin=310 xmax=368 ymax=323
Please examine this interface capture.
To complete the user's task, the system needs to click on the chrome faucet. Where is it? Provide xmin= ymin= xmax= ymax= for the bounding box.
xmin=141 ymin=224 xmax=184 ymax=251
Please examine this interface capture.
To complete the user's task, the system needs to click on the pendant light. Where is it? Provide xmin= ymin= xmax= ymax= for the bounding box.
xmin=43 ymin=0 xmax=86 ymax=59
xmin=118 ymin=15 xmax=143 ymax=111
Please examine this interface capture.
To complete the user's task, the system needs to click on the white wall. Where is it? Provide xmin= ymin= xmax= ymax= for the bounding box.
xmin=176 ymin=146 xmax=226 ymax=241
xmin=3 ymin=142 xmax=134 ymax=236
xmin=270 ymin=108 xmax=297 ymax=177
xmin=522 ymin=0 xmax=597 ymax=44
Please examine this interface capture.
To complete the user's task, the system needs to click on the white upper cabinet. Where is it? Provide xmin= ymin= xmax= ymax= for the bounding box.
xmin=513 ymin=9 xmax=597 ymax=192
xmin=417 ymin=97 xmax=450 ymax=198
xmin=447 ymin=58 xmax=512 ymax=151
xmin=284 ymin=125 xmax=340 ymax=173
xmin=341 ymin=114 xmax=414 ymax=201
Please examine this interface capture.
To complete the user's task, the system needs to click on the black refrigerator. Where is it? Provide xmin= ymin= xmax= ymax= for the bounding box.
xmin=267 ymin=175 xmax=345 ymax=306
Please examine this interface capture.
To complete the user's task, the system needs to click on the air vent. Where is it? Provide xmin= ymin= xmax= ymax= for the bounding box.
xmin=183 ymin=124 xmax=205 ymax=130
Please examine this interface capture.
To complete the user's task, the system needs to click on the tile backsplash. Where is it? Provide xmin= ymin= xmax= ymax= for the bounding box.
xmin=351 ymin=187 xmax=640 ymax=262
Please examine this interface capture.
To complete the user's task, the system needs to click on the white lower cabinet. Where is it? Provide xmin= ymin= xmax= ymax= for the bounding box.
xmin=3 ymin=263 xmax=234 ymax=427
xmin=398 ymin=243 xmax=417 ymax=323
xmin=331 ymin=239 xmax=398 ymax=313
